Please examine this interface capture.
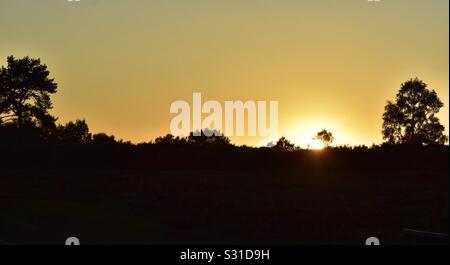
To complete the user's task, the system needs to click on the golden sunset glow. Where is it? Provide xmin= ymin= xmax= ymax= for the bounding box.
xmin=309 ymin=139 xmax=325 ymax=150
xmin=0 ymin=0 xmax=448 ymax=146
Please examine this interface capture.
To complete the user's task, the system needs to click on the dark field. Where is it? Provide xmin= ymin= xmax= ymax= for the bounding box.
xmin=0 ymin=168 xmax=448 ymax=245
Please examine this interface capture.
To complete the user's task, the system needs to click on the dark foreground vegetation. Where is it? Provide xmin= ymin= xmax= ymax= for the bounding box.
xmin=0 ymin=166 xmax=448 ymax=245
xmin=0 ymin=142 xmax=448 ymax=244
xmin=1 ymin=56 xmax=449 ymax=244
xmin=0 ymin=132 xmax=448 ymax=172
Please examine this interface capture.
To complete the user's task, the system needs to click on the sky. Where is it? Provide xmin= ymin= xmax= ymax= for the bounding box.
xmin=0 ymin=0 xmax=448 ymax=147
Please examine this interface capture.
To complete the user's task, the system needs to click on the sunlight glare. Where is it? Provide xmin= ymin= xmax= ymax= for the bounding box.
xmin=309 ymin=139 xmax=325 ymax=150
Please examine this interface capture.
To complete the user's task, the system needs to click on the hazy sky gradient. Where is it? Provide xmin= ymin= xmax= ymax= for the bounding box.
xmin=1 ymin=0 xmax=448 ymax=146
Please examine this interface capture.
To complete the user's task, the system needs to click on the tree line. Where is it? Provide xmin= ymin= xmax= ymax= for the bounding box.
xmin=0 ymin=55 xmax=448 ymax=151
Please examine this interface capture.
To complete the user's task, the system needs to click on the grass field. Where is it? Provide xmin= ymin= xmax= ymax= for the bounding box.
xmin=0 ymin=168 xmax=448 ymax=245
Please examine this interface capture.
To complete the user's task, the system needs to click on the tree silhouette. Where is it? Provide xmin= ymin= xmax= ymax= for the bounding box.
xmin=0 ymin=56 xmax=57 ymax=129
xmin=57 ymin=119 xmax=91 ymax=145
xmin=187 ymin=129 xmax=231 ymax=146
xmin=273 ymin=136 xmax=296 ymax=151
xmin=314 ymin=129 xmax=334 ymax=147
xmin=154 ymin=133 xmax=186 ymax=146
xmin=382 ymin=78 xmax=448 ymax=146
xmin=92 ymin=133 xmax=116 ymax=145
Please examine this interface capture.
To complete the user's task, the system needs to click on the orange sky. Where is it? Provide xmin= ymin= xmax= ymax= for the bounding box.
xmin=0 ymin=0 xmax=448 ymax=147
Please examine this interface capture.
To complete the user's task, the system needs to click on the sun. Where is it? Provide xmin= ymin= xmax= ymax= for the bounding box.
xmin=308 ymin=139 xmax=325 ymax=150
